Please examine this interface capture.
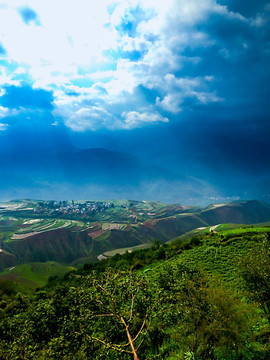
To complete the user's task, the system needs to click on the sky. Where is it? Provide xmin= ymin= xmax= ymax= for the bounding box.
xmin=0 ymin=0 xmax=270 ymax=204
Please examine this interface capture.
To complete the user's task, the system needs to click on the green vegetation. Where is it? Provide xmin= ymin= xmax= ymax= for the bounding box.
xmin=2 ymin=199 xmax=270 ymax=288
xmin=2 ymin=226 xmax=270 ymax=359
xmin=2 ymin=200 xmax=270 ymax=358
xmin=0 ymin=262 xmax=75 ymax=294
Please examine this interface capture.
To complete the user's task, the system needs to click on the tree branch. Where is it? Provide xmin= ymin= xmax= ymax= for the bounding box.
xmin=129 ymin=292 xmax=135 ymax=322
xmin=75 ymin=332 xmax=132 ymax=353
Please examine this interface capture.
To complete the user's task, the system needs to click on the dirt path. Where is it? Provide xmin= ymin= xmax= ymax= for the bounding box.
xmin=209 ymin=224 xmax=220 ymax=233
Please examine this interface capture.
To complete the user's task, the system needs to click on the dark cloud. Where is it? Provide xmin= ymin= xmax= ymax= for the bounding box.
xmin=0 ymin=85 xmax=54 ymax=110
xmin=217 ymin=0 xmax=269 ymax=17
xmin=18 ymin=6 xmax=40 ymax=25
xmin=200 ymin=13 xmax=252 ymax=46
xmin=175 ymin=4 xmax=270 ymax=122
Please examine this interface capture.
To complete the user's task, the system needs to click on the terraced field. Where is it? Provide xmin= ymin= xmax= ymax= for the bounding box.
xmin=11 ymin=220 xmax=78 ymax=240
xmin=1 ymin=199 xmax=270 ymax=294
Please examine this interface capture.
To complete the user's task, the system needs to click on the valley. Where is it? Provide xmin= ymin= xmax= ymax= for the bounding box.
xmin=1 ymin=199 xmax=270 ymax=293
xmin=2 ymin=209 xmax=270 ymax=359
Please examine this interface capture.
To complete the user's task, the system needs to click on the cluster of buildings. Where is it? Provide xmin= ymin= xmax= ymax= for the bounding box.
xmin=34 ymin=200 xmax=114 ymax=216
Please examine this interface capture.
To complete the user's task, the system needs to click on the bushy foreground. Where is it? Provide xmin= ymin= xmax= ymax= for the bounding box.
xmin=1 ymin=231 xmax=270 ymax=359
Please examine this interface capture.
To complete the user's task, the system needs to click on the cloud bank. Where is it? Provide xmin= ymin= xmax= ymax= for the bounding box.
xmin=0 ymin=0 xmax=268 ymax=132
xmin=0 ymin=0 xmax=269 ymax=203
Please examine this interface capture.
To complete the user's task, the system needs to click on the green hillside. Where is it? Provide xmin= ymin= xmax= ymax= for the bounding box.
xmin=0 ymin=261 xmax=75 ymax=294
xmin=1 ymin=225 xmax=270 ymax=359
xmin=1 ymin=199 xmax=270 ymax=275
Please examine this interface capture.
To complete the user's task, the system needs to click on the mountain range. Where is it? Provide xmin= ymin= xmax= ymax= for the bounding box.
xmin=1 ymin=122 xmax=270 ymax=204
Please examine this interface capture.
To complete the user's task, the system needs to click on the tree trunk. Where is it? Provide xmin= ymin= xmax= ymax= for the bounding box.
xmin=120 ymin=316 xmax=140 ymax=360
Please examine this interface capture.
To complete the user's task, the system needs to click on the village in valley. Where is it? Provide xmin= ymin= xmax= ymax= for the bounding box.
xmin=34 ymin=200 xmax=115 ymax=216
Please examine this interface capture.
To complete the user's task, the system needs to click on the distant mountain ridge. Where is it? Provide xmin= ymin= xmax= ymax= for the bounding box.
xmin=199 ymin=200 xmax=270 ymax=225
xmin=0 ymin=146 xmax=174 ymax=200
xmin=1 ymin=122 xmax=270 ymax=203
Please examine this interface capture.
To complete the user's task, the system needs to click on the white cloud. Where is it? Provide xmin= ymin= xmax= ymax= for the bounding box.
xmin=0 ymin=1 xmax=118 ymax=84
xmin=156 ymin=74 xmax=222 ymax=113
xmin=156 ymin=94 xmax=183 ymax=114
xmin=0 ymin=0 xmax=256 ymax=130
xmin=0 ymin=122 xmax=8 ymax=130
xmin=0 ymin=67 xmax=20 ymax=86
xmin=0 ymin=0 xmax=224 ymax=90
xmin=55 ymin=104 xmax=121 ymax=131
xmin=0 ymin=106 xmax=10 ymax=130
xmin=122 ymin=111 xmax=168 ymax=129
xmin=0 ymin=106 xmax=9 ymax=118
xmin=0 ymin=105 xmax=19 ymax=120
xmin=13 ymin=66 xmax=26 ymax=74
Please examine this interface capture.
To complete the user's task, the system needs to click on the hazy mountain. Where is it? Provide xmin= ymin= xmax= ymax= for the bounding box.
xmin=0 ymin=124 xmax=269 ymax=204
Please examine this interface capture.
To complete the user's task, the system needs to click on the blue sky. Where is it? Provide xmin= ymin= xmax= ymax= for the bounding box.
xmin=0 ymin=0 xmax=269 ymax=203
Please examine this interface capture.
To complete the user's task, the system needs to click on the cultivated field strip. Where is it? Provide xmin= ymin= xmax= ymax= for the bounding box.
xmin=11 ymin=220 xmax=75 ymax=239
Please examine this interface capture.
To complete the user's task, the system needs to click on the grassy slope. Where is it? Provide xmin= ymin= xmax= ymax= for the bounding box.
xmin=1 ymin=224 xmax=270 ymax=301
xmin=163 ymin=225 xmax=270 ymax=289
xmin=0 ymin=261 xmax=75 ymax=294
